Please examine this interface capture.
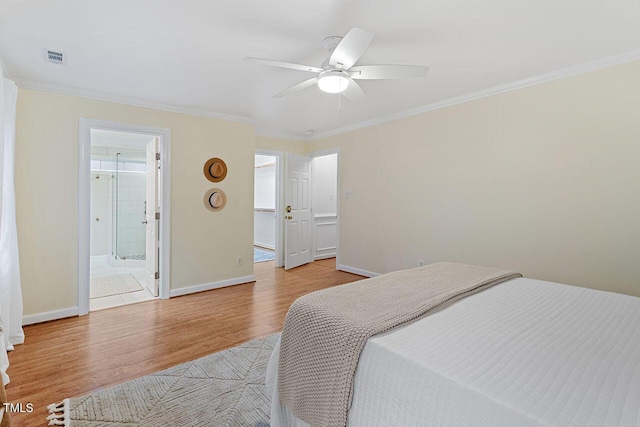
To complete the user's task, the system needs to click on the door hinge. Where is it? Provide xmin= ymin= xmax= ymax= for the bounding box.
xmin=155 ymin=212 xmax=160 ymax=220
xmin=156 ymin=152 xmax=161 ymax=161
xmin=155 ymin=271 xmax=159 ymax=280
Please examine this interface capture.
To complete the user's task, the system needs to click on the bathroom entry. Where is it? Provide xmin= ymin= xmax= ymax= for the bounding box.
xmin=89 ymin=129 xmax=160 ymax=311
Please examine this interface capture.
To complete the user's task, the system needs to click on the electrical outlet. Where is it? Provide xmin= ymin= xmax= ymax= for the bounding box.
xmin=418 ymin=259 xmax=425 ymax=267
xmin=237 ymin=256 xmax=243 ymax=266
xmin=345 ymin=191 xmax=353 ymax=199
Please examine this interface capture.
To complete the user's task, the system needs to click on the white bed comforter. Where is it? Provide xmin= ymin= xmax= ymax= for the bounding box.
xmin=266 ymin=277 xmax=640 ymax=426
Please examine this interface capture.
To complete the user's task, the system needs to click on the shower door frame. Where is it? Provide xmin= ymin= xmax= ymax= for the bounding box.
xmin=78 ymin=118 xmax=172 ymax=315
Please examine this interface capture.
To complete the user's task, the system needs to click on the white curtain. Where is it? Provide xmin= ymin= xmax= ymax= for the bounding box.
xmin=0 ymin=69 xmax=24 ymax=386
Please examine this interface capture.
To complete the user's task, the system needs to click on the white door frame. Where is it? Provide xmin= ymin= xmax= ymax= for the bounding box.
xmin=255 ymin=149 xmax=284 ymax=267
xmin=308 ymin=147 xmax=341 ymax=269
xmin=78 ymin=118 xmax=172 ymax=315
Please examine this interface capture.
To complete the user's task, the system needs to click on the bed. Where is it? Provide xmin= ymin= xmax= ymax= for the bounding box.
xmin=266 ymin=265 xmax=640 ymax=427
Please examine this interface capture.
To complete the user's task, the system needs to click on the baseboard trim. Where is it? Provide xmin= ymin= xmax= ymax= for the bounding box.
xmin=337 ymin=264 xmax=380 ymax=278
xmin=254 ymin=244 xmax=275 ymax=251
xmin=169 ymin=275 xmax=256 ymax=297
xmin=314 ymin=253 xmax=337 ymax=261
xmin=23 ymin=307 xmax=79 ymax=326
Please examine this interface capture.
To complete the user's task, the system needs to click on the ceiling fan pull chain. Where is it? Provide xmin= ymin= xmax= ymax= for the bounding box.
xmin=338 ymin=91 xmax=342 ymax=113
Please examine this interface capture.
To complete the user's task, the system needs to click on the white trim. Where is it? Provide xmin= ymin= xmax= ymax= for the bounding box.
xmin=79 ymin=121 xmax=91 ymax=315
xmin=22 ymin=307 xmax=79 ymax=326
xmin=314 ymin=213 xmax=337 ymax=219
xmin=79 ymin=119 xmax=172 ymax=316
xmin=0 ymin=55 xmax=10 ymax=79
xmin=315 ymin=221 xmax=337 ymax=252
xmin=254 ymin=243 xmax=275 ymax=251
xmin=15 ymin=50 xmax=640 ymax=142
xmin=314 ymin=253 xmax=338 ymax=261
xmin=307 ymin=147 xmax=341 ymax=158
xmin=338 ymin=264 xmax=380 ymax=278
xmin=169 ymin=275 xmax=256 ymax=297
xmin=308 ymin=49 xmax=640 ymax=141
xmin=17 ymin=78 xmax=256 ymax=126
xmin=255 ymin=149 xmax=284 ymax=268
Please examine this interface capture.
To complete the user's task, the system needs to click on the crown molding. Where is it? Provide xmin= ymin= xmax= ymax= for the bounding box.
xmin=13 ymin=48 xmax=640 ymax=143
xmin=14 ymin=78 xmax=258 ymax=126
xmin=308 ymin=49 xmax=640 ymax=141
xmin=0 ymin=55 xmax=11 ymax=79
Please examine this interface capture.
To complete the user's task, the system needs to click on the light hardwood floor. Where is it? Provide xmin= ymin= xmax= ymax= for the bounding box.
xmin=6 ymin=258 xmax=362 ymax=427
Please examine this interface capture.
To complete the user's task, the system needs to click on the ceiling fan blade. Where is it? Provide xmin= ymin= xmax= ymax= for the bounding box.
xmin=329 ymin=28 xmax=374 ymax=70
xmin=273 ymin=77 xmax=319 ymax=98
xmin=350 ymin=65 xmax=430 ymax=79
xmin=341 ymin=78 xmax=366 ymax=103
xmin=244 ymin=57 xmax=322 ymax=73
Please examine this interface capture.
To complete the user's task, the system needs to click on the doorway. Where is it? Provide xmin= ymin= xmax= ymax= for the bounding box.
xmin=253 ymin=148 xmax=339 ymax=271
xmin=79 ymin=119 xmax=171 ymax=316
xmin=88 ymin=130 xmax=158 ymax=310
xmin=254 ymin=154 xmax=277 ymax=264
xmin=311 ymin=152 xmax=339 ymax=264
xmin=281 ymin=149 xmax=340 ymax=270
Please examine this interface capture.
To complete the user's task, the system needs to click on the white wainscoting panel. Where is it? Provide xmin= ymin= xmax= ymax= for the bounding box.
xmin=314 ymin=215 xmax=337 ymax=260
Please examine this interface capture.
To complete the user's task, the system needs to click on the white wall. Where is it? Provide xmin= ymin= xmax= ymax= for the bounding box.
xmin=254 ymin=159 xmax=276 ymax=208
xmin=254 ymin=212 xmax=276 ymax=250
xmin=308 ymin=59 xmax=640 ymax=297
xmin=312 ymin=153 xmax=338 ymax=260
xmin=89 ymin=173 xmax=109 ymax=256
xmin=312 ymin=154 xmax=337 ymax=215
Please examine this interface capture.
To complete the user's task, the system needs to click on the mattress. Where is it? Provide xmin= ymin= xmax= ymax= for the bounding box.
xmin=266 ymin=277 xmax=640 ymax=426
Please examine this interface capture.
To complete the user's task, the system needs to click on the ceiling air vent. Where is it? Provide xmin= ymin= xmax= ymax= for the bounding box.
xmin=43 ymin=49 xmax=66 ymax=65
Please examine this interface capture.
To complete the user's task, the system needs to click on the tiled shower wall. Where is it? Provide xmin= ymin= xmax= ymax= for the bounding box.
xmin=115 ymin=172 xmax=146 ymax=259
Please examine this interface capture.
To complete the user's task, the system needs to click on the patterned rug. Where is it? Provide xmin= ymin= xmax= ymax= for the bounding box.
xmin=48 ymin=334 xmax=279 ymax=426
xmin=254 ymin=247 xmax=275 ymax=263
xmin=90 ymin=274 xmax=144 ymax=299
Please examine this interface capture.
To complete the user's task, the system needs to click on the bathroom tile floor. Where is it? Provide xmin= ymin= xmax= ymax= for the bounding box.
xmin=90 ymin=257 xmax=157 ymax=311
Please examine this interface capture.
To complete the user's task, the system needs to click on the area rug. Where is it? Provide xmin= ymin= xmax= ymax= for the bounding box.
xmin=48 ymin=334 xmax=279 ymax=426
xmin=90 ymin=274 xmax=144 ymax=299
xmin=254 ymin=247 xmax=275 ymax=263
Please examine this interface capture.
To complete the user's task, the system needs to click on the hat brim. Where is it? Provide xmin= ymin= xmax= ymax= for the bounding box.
xmin=204 ymin=157 xmax=228 ymax=182
xmin=204 ymin=188 xmax=227 ymax=212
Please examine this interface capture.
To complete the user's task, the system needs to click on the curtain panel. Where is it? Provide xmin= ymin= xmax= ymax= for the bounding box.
xmin=0 ymin=70 xmax=24 ymax=385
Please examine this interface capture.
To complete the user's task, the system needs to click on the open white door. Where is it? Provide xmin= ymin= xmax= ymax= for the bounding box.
xmin=145 ymin=137 xmax=159 ymax=296
xmin=284 ymin=153 xmax=312 ymax=270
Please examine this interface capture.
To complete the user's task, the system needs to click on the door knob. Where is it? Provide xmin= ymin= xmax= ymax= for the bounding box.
xmin=286 ymin=205 xmax=292 ymax=213
xmin=286 ymin=216 xmax=293 ymax=220
xmin=142 ymin=220 xmax=148 ymax=225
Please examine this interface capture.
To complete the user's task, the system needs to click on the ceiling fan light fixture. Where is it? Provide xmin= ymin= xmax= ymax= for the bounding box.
xmin=317 ymin=70 xmax=350 ymax=94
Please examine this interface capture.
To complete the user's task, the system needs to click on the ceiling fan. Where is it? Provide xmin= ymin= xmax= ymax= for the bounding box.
xmin=244 ymin=27 xmax=429 ymax=102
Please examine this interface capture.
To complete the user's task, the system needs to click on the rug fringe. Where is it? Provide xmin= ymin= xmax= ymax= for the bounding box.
xmin=46 ymin=398 xmax=70 ymax=426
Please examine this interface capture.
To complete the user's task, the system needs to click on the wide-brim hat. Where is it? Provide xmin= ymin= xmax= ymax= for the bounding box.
xmin=204 ymin=188 xmax=227 ymax=211
xmin=204 ymin=157 xmax=228 ymax=182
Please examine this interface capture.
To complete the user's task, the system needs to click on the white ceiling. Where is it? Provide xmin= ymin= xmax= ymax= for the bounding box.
xmin=1 ymin=0 xmax=639 ymax=139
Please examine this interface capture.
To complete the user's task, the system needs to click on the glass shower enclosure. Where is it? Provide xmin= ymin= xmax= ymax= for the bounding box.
xmin=111 ymin=153 xmax=147 ymax=261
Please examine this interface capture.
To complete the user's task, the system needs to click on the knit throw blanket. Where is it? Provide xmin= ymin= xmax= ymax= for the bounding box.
xmin=278 ymin=262 xmax=522 ymax=427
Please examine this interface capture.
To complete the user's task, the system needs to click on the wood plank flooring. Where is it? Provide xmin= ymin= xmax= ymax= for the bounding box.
xmin=5 ymin=258 xmax=362 ymax=427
